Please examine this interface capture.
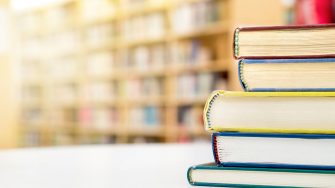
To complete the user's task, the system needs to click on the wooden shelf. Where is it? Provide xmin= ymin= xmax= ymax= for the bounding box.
xmin=171 ymin=22 xmax=229 ymax=40
xmin=81 ymin=15 xmax=117 ymax=26
xmin=85 ymin=42 xmax=118 ymax=52
xmin=127 ymin=127 xmax=165 ymax=137
xmin=16 ymin=0 xmax=285 ymax=146
xmin=126 ymin=69 xmax=167 ymax=78
xmin=169 ymin=97 xmax=207 ymax=106
xmin=82 ymin=101 xmax=123 ymax=108
xmin=168 ymin=60 xmax=228 ymax=74
xmin=120 ymin=36 xmax=169 ymax=48
xmin=126 ymin=96 xmax=167 ymax=106
xmin=119 ymin=3 xmax=168 ymax=19
xmin=76 ymin=127 xmax=122 ymax=135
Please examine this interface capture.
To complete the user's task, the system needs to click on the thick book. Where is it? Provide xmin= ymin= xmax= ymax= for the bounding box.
xmin=204 ymin=90 xmax=335 ymax=133
xmin=238 ymin=58 xmax=335 ymax=91
xmin=233 ymin=24 xmax=335 ymax=59
xmin=187 ymin=163 xmax=335 ymax=187
xmin=212 ymin=132 xmax=335 ymax=169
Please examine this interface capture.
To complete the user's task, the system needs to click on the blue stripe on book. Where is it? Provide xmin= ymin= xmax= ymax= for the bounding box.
xmin=220 ymin=162 xmax=335 ymax=171
xmin=192 ymin=182 xmax=302 ymax=188
xmin=243 ymin=58 xmax=335 ymax=64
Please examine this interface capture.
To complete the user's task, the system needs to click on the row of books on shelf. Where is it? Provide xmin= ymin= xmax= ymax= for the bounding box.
xmin=81 ymin=0 xmax=116 ymax=22
xmin=22 ymin=130 xmax=168 ymax=147
xmin=22 ymin=31 xmax=80 ymax=58
xmin=22 ymin=132 xmax=118 ymax=146
xmin=17 ymin=1 xmax=76 ymax=34
xmin=79 ymin=107 xmax=119 ymax=130
xmin=128 ymin=106 xmax=162 ymax=127
xmin=86 ymin=23 xmax=116 ymax=48
xmin=171 ymin=0 xmax=220 ymax=34
xmin=18 ymin=0 xmax=162 ymax=34
xmin=22 ymin=104 xmax=203 ymax=131
xmin=189 ymin=24 xmax=335 ymax=187
xmin=124 ymin=77 xmax=163 ymax=100
xmin=18 ymin=0 xmax=221 ymax=36
xmin=88 ymin=39 xmax=214 ymax=72
xmin=21 ymin=72 xmax=227 ymax=105
xmin=122 ymin=12 xmax=165 ymax=42
xmin=176 ymin=72 xmax=227 ymax=100
xmin=22 ymin=38 xmax=216 ymax=79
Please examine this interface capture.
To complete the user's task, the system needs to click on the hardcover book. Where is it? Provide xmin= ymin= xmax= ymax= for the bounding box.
xmin=238 ymin=58 xmax=335 ymax=91
xmin=212 ymin=132 xmax=335 ymax=169
xmin=233 ymin=24 xmax=335 ymax=59
xmin=188 ymin=163 xmax=335 ymax=187
xmin=204 ymin=90 xmax=335 ymax=133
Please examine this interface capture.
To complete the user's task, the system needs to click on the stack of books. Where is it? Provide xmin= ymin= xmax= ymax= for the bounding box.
xmin=187 ymin=24 xmax=335 ymax=187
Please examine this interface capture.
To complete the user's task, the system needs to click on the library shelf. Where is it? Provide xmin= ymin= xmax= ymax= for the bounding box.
xmin=17 ymin=0 xmax=285 ymax=146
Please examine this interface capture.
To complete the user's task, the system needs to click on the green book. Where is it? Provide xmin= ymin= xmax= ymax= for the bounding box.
xmin=187 ymin=163 xmax=335 ymax=187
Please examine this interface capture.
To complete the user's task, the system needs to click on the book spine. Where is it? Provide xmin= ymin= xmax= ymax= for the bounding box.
xmin=211 ymin=133 xmax=221 ymax=165
xmin=203 ymin=91 xmax=220 ymax=131
xmin=238 ymin=59 xmax=248 ymax=91
xmin=187 ymin=166 xmax=195 ymax=185
xmin=233 ymin=28 xmax=240 ymax=59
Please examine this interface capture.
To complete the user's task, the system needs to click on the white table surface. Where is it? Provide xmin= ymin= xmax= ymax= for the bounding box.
xmin=0 ymin=142 xmax=213 ymax=188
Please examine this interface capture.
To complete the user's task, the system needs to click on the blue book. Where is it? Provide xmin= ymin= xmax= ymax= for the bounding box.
xmin=188 ymin=163 xmax=335 ymax=187
xmin=212 ymin=132 xmax=335 ymax=170
xmin=238 ymin=58 xmax=335 ymax=91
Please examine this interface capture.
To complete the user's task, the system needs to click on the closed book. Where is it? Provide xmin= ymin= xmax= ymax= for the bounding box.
xmin=187 ymin=163 xmax=335 ymax=187
xmin=238 ymin=58 xmax=335 ymax=91
xmin=212 ymin=132 xmax=335 ymax=169
xmin=204 ymin=90 xmax=335 ymax=133
xmin=233 ymin=24 xmax=335 ymax=59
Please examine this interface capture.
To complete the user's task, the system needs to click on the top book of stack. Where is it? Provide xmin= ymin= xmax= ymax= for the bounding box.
xmin=234 ymin=24 xmax=335 ymax=59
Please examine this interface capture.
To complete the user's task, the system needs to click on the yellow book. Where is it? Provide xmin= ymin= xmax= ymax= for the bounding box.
xmin=204 ymin=90 xmax=335 ymax=134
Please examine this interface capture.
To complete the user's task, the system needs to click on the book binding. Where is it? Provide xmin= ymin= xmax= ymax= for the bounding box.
xmin=234 ymin=24 xmax=335 ymax=59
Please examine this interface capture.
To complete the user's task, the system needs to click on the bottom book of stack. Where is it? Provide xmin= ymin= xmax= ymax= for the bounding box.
xmin=188 ymin=132 xmax=335 ymax=187
xmin=188 ymin=163 xmax=335 ymax=187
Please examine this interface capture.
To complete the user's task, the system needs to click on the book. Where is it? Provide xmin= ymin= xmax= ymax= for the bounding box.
xmin=233 ymin=24 xmax=335 ymax=59
xmin=204 ymin=90 xmax=335 ymax=133
xmin=212 ymin=132 xmax=335 ymax=169
xmin=238 ymin=58 xmax=335 ymax=91
xmin=178 ymin=105 xmax=203 ymax=129
xmin=295 ymin=0 xmax=333 ymax=24
xmin=187 ymin=163 xmax=335 ymax=187
xmin=171 ymin=0 xmax=220 ymax=34
xmin=122 ymin=12 xmax=165 ymax=42
xmin=129 ymin=106 xmax=161 ymax=127
xmin=177 ymin=73 xmax=226 ymax=100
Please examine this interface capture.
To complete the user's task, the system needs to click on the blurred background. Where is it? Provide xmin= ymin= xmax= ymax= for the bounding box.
xmin=0 ymin=0 xmax=333 ymax=148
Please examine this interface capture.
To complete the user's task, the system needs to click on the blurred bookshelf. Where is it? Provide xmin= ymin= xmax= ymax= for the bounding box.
xmin=16 ymin=0 xmax=284 ymax=146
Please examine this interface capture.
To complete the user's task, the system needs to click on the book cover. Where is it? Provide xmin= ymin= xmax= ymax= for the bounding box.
xmin=238 ymin=58 xmax=335 ymax=91
xmin=212 ymin=132 xmax=335 ymax=170
xmin=233 ymin=24 xmax=335 ymax=59
xmin=204 ymin=90 xmax=335 ymax=133
xmin=187 ymin=163 xmax=335 ymax=187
